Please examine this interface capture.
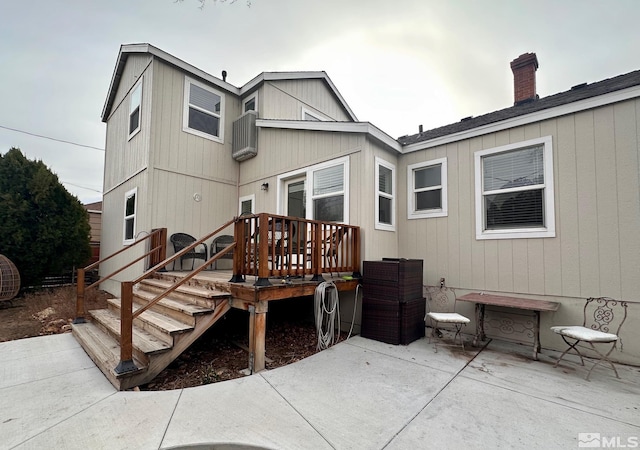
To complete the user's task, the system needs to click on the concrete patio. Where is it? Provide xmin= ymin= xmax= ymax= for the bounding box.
xmin=1 ymin=332 xmax=639 ymax=449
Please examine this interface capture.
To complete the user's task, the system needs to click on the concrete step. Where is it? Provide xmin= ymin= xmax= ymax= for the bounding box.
xmin=107 ymin=298 xmax=193 ymax=346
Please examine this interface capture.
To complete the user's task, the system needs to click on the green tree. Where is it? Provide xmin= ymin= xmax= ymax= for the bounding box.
xmin=0 ymin=148 xmax=91 ymax=287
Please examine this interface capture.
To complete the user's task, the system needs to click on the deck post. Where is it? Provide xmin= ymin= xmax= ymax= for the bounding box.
xmin=115 ymin=281 xmax=138 ymax=375
xmin=351 ymin=227 xmax=362 ymax=278
xmin=230 ymin=218 xmax=246 ymax=283
xmin=73 ymin=268 xmax=86 ymax=324
xmin=255 ymin=213 xmax=271 ymax=286
xmin=248 ymin=303 xmax=267 ymax=374
xmin=150 ymin=228 xmax=167 ymax=270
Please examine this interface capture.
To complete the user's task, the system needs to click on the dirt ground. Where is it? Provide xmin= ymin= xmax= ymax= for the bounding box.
xmin=0 ymin=287 xmax=327 ymax=390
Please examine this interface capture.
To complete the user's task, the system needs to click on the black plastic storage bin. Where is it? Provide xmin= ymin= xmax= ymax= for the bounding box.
xmin=363 ymin=258 xmax=423 ymax=302
xmin=361 ymin=296 xmax=426 ymax=345
xmin=361 ymin=259 xmax=425 ymax=345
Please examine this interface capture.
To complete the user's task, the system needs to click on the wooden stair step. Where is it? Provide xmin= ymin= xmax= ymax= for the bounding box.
xmin=90 ymin=308 xmax=172 ymax=356
xmin=140 ymin=278 xmax=229 ymax=299
xmin=108 ymin=298 xmax=194 ymax=344
xmin=133 ymin=289 xmax=214 ymax=317
xmin=72 ymin=321 xmax=145 ymax=388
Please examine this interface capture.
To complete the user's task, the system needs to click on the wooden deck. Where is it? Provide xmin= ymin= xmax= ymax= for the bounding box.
xmin=162 ymin=269 xmax=359 ymax=303
xmin=153 ymin=269 xmax=360 ymax=376
xmin=74 ymin=217 xmax=362 ymax=389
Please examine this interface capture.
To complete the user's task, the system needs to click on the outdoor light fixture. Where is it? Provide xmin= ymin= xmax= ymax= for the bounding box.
xmin=261 ymin=182 xmax=269 ymax=191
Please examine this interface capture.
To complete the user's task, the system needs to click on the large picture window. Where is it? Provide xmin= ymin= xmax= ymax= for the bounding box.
xmin=123 ymin=187 xmax=137 ymax=244
xmin=183 ymin=77 xmax=224 ymax=142
xmin=375 ymin=157 xmax=395 ymax=230
xmin=128 ymin=80 xmax=142 ymax=139
xmin=407 ymin=157 xmax=447 ymax=219
xmin=474 ymin=136 xmax=555 ymax=239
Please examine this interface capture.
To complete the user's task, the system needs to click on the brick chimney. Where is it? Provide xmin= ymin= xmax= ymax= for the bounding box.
xmin=510 ymin=53 xmax=539 ymax=105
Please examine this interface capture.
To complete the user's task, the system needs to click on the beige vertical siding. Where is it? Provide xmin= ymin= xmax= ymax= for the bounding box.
xmin=150 ymin=60 xmax=240 ymax=183
xmin=104 ymin=55 xmax=153 ymax=191
xmin=357 ymin=140 xmax=399 ymax=262
xmin=239 ymin=128 xmax=362 ymax=187
xmin=100 ymin=172 xmax=148 ymax=294
xmin=147 ymin=59 xmax=241 ymax=242
xmin=398 ymin=98 xmax=640 ymax=302
xmin=261 ymin=79 xmax=351 ymax=121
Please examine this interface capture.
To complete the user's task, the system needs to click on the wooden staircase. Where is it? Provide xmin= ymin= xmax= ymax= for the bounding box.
xmin=72 ymin=274 xmax=232 ymax=390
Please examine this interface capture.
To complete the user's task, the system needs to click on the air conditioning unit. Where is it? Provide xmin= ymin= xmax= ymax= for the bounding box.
xmin=232 ymin=111 xmax=257 ymax=161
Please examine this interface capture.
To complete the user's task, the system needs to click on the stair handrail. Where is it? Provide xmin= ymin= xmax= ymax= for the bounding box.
xmin=116 ymin=218 xmax=236 ymax=374
xmin=75 ymin=228 xmax=166 ymax=324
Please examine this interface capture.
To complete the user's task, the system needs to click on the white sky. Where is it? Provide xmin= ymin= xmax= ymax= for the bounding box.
xmin=1 ymin=0 xmax=639 ymax=204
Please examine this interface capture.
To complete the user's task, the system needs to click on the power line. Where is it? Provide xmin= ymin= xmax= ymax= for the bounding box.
xmin=62 ymin=181 xmax=103 ymax=194
xmin=0 ymin=124 xmax=105 ymax=151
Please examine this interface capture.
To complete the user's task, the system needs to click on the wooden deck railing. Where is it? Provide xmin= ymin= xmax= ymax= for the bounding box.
xmin=75 ymin=214 xmax=360 ymax=375
xmin=231 ymin=213 xmax=361 ymax=286
xmin=74 ymin=227 xmax=167 ymax=324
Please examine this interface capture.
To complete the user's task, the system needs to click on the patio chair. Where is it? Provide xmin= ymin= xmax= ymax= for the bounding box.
xmin=551 ymin=297 xmax=628 ymax=381
xmin=424 ymin=283 xmax=470 ymax=352
xmin=211 ymin=235 xmax=234 ymax=269
xmin=170 ymin=233 xmax=207 ymax=271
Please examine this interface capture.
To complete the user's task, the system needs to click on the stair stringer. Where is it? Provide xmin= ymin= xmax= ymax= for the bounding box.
xmin=117 ymin=298 xmax=232 ymax=390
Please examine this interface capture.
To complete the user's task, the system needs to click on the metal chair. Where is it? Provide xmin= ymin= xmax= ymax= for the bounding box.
xmin=551 ymin=297 xmax=628 ymax=380
xmin=169 ymin=233 xmax=207 ymax=270
xmin=425 ymin=283 xmax=470 ymax=352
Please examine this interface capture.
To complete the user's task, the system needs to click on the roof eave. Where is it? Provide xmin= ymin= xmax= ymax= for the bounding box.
xmin=101 ymin=43 xmax=240 ymax=122
xmin=401 ymin=84 xmax=640 ymax=153
xmin=255 ymin=119 xmax=400 ymax=152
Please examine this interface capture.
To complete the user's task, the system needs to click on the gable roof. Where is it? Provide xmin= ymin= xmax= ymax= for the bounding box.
xmin=398 ymin=68 xmax=640 ymax=150
xmin=101 ymin=43 xmax=357 ymax=122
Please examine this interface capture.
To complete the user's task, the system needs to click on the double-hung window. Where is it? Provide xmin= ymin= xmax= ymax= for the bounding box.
xmin=128 ymin=80 xmax=142 ymax=139
xmin=183 ymin=77 xmax=224 ymax=142
xmin=312 ymin=163 xmax=345 ymax=222
xmin=123 ymin=188 xmax=137 ymax=244
xmin=375 ymin=157 xmax=395 ymax=230
xmin=474 ymin=136 xmax=555 ymax=239
xmin=407 ymin=157 xmax=447 ymax=219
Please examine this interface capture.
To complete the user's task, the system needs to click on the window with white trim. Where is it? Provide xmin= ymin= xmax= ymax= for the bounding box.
xmin=407 ymin=157 xmax=447 ymax=219
xmin=239 ymin=194 xmax=255 ymax=215
xmin=375 ymin=157 xmax=395 ymax=230
xmin=183 ymin=77 xmax=224 ymax=142
xmin=276 ymin=156 xmax=349 ymax=223
xmin=474 ymin=136 xmax=555 ymax=239
xmin=123 ymin=187 xmax=137 ymax=244
xmin=128 ymin=80 xmax=142 ymax=139
xmin=312 ymin=163 xmax=345 ymax=222
xmin=243 ymin=95 xmax=257 ymax=113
